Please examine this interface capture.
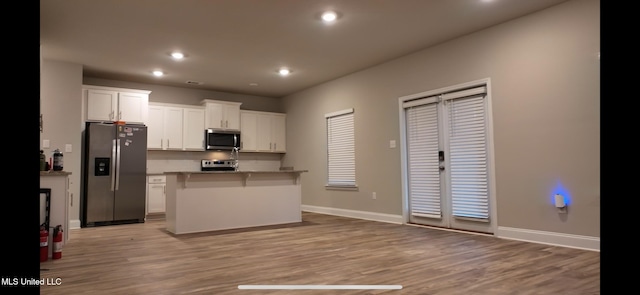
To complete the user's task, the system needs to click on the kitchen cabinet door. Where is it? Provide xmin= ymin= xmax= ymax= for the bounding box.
xmin=118 ymin=92 xmax=148 ymax=124
xmin=256 ymin=113 xmax=273 ymax=152
xmin=183 ymin=107 xmax=205 ymax=150
xmin=241 ymin=110 xmax=286 ymax=153
xmin=163 ymin=107 xmax=184 ymax=150
xmin=147 ymin=105 xmax=165 ymax=149
xmin=86 ymin=89 xmax=118 ymax=121
xmin=202 ymin=99 xmax=242 ymax=130
xmin=85 ymin=85 xmax=150 ymax=124
xmin=271 ymin=114 xmax=286 ymax=152
xmin=147 ymin=104 xmax=183 ymax=150
xmin=147 ymin=175 xmax=166 ymax=214
xmin=240 ymin=111 xmax=258 ymax=151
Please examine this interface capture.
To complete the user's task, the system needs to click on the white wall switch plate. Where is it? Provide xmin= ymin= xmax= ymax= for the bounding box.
xmin=389 ymin=140 xmax=396 ymax=148
xmin=65 ymin=144 xmax=72 ymax=153
xmin=43 ymin=139 xmax=50 ymax=148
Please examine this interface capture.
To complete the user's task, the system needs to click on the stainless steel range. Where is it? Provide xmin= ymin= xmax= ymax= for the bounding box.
xmin=201 ymin=159 xmax=237 ymax=171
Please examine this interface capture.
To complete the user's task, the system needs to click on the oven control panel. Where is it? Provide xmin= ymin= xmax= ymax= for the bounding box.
xmin=201 ymin=159 xmax=237 ymax=171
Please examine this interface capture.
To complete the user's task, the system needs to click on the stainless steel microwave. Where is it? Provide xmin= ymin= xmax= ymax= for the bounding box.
xmin=205 ymin=129 xmax=241 ymax=150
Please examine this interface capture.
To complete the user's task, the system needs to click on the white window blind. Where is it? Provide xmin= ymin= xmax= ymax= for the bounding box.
xmin=445 ymin=90 xmax=489 ymax=220
xmin=326 ymin=108 xmax=356 ymax=187
xmin=406 ymin=102 xmax=442 ymax=218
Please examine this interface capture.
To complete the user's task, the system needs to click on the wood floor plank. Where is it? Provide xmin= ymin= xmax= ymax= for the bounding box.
xmin=38 ymin=212 xmax=600 ymax=294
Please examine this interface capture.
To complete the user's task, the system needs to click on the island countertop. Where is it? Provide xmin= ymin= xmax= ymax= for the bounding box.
xmin=163 ymin=170 xmax=308 ymax=175
xmin=40 ymin=171 xmax=73 ymax=176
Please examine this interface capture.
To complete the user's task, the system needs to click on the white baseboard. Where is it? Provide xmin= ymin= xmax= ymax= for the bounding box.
xmin=301 ymin=205 xmax=600 ymax=252
xmin=69 ymin=219 xmax=81 ymax=229
xmin=301 ymin=205 xmax=403 ymax=224
xmin=496 ymin=226 xmax=600 ymax=252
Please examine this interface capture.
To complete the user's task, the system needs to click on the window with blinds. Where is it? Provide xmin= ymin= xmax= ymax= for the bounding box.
xmin=325 ymin=108 xmax=356 ymax=188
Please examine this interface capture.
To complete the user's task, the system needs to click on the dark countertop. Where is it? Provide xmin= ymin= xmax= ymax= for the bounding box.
xmin=164 ymin=170 xmax=308 ymax=175
xmin=40 ymin=171 xmax=72 ymax=176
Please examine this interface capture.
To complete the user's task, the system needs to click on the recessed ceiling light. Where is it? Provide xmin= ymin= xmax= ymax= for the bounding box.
xmin=278 ymin=68 xmax=291 ymax=76
xmin=249 ymin=83 xmax=259 ymax=87
xmin=321 ymin=11 xmax=337 ymax=22
xmin=152 ymin=70 xmax=164 ymax=77
xmin=171 ymin=52 xmax=184 ymax=60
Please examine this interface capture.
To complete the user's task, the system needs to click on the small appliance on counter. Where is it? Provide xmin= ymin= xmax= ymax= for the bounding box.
xmin=201 ymin=159 xmax=237 ymax=171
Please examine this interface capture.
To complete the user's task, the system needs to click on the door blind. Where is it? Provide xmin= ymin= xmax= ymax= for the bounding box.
xmin=326 ymin=109 xmax=356 ymax=187
xmin=446 ymin=92 xmax=489 ymax=220
xmin=406 ymin=103 xmax=442 ymax=218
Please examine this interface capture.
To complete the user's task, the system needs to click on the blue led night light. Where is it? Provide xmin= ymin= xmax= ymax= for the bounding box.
xmin=551 ymin=182 xmax=571 ymax=206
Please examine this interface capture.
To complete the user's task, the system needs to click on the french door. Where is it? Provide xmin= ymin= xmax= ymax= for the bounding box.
xmin=401 ymin=82 xmax=494 ymax=234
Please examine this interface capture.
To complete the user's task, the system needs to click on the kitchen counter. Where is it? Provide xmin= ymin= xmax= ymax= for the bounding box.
xmin=40 ymin=171 xmax=73 ymax=176
xmin=164 ymin=169 xmax=307 ymax=234
xmin=164 ymin=170 xmax=308 ymax=174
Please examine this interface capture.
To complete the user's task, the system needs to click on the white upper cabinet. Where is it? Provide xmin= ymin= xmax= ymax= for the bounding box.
xmin=271 ymin=113 xmax=286 ymax=153
xmin=183 ymin=107 xmax=205 ymax=150
xmin=84 ymin=85 xmax=150 ymax=124
xmin=147 ymin=105 xmax=165 ymax=149
xmin=240 ymin=111 xmax=258 ymax=151
xmin=240 ymin=110 xmax=286 ymax=153
xmin=202 ymin=99 xmax=242 ymax=130
xmin=147 ymin=103 xmax=183 ymax=150
xmin=163 ymin=107 xmax=184 ymax=150
xmin=147 ymin=103 xmax=205 ymax=151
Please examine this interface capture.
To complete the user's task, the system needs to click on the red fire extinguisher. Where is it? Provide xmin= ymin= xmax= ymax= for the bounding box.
xmin=40 ymin=225 xmax=49 ymax=262
xmin=52 ymin=225 xmax=63 ymax=260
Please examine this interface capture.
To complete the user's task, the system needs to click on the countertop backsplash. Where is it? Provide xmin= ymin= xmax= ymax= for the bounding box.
xmin=147 ymin=150 xmax=282 ymax=174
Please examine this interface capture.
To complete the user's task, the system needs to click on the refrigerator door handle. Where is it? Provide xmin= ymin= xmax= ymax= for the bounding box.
xmin=111 ymin=139 xmax=117 ymax=191
xmin=115 ymin=138 xmax=121 ymax=190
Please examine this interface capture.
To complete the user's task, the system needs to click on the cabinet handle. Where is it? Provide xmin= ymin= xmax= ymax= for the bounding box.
xmin=274 ymin=143 xmax=276 ymax=150
xmin=225 ymin=120 xmax=229 ymax=128
xmin=161 ymin=139 xmax=163 ymax=149
xmin=220 ymin=120 xmax=224 ymax=128
xmin=167 ymin=139 xmax=170 ymax=148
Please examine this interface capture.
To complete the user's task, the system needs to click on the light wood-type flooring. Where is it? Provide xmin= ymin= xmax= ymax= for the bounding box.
xmin=39 ymin=212 xmax=600 ymax=294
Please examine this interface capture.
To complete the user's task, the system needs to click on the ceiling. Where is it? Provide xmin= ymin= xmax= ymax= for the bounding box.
xmin=40 ymin=0 xmax=570 ymax=98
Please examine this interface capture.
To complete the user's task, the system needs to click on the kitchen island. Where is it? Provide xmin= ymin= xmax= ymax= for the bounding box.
xmin=164 ymin=170 xmax=307 ymax=234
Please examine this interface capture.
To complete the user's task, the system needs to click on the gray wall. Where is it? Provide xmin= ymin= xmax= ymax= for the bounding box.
xmin=40 ymin=60 xmax=83 ymax=224
xmin=281 ymin=0 xmax=600 ymax=237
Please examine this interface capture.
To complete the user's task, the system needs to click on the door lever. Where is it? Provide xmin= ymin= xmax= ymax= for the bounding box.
xmin=439 ymin=166 xmax=445 ymax=171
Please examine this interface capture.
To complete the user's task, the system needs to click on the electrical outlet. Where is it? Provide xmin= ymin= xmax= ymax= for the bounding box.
xmin=372 ymin=192 xmax=377 ymax=199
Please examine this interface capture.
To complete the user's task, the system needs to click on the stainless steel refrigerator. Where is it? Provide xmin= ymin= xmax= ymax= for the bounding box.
xmin=82 ymin=122 xmax=147 ymax=227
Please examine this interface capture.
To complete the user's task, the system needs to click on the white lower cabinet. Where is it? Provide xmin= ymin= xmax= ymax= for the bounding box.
xmin=147 ymin=175 xmax=166 ymax=214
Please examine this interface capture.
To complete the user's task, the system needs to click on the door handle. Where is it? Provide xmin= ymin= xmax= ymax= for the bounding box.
xmin=111 ymin=139 xmax=117 ymax=191
xmin=115 ymin=139 xmax=121 ymax=190
xmin=439 ymin=166 xmax=445 ymax=171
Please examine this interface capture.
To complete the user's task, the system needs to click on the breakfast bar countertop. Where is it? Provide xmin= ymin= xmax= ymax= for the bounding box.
xmin=163 ymin=170 xmax=308 ymax=175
